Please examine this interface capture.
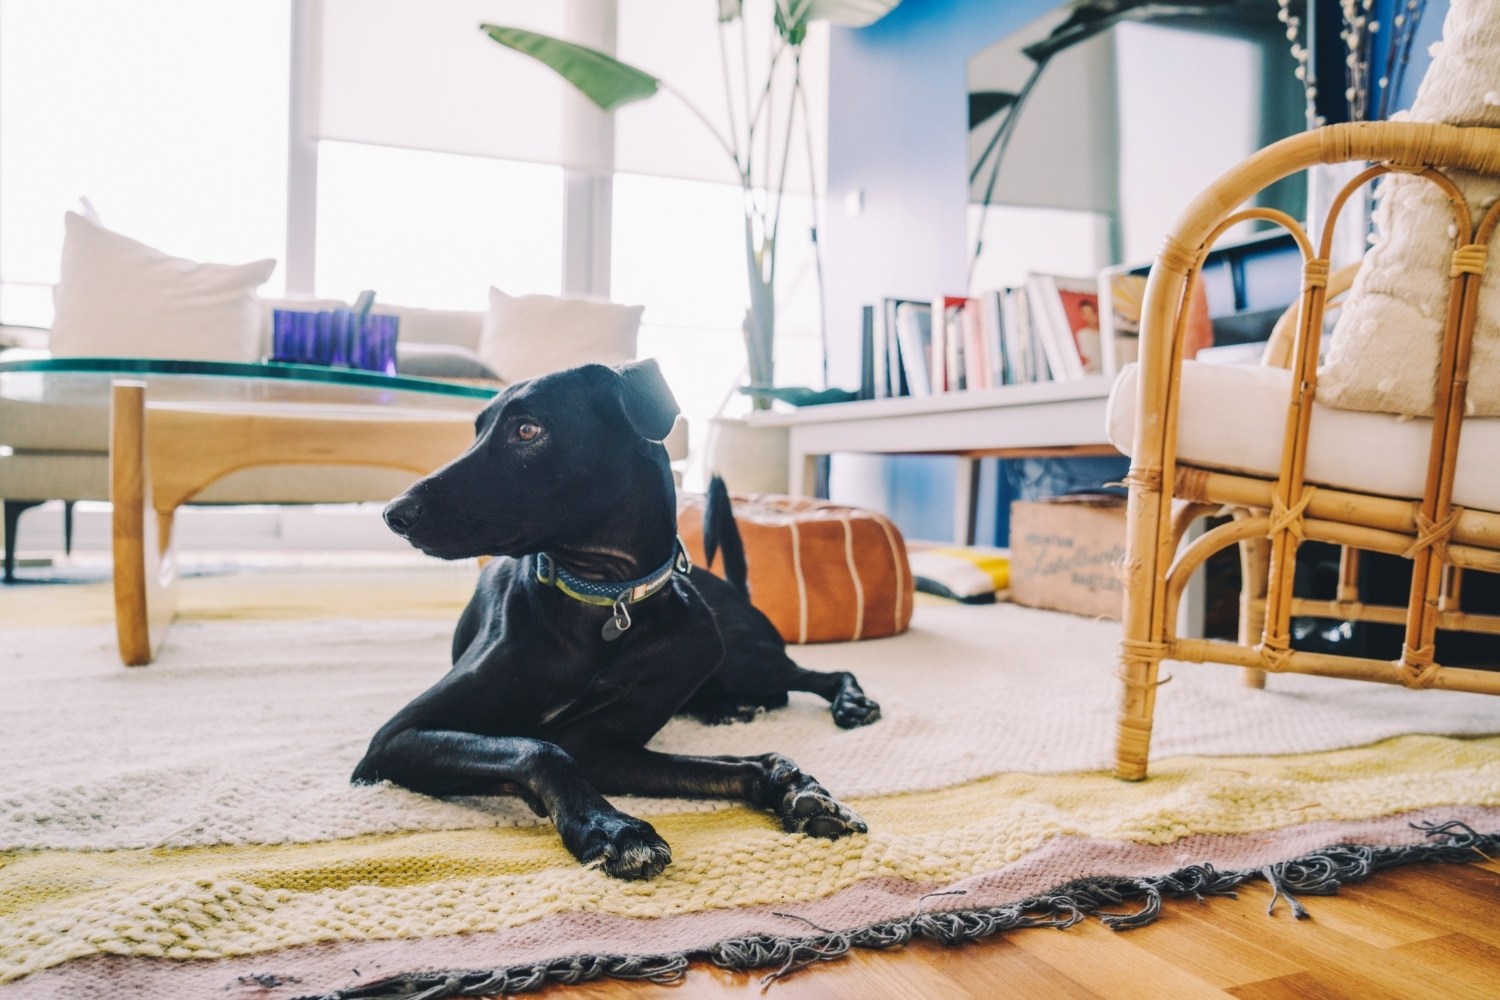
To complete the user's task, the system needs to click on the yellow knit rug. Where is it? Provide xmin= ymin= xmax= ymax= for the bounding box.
xmin=2 ymin=562 xmax=1498 ymax=998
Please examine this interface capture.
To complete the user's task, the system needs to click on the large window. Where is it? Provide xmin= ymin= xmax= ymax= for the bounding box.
xmin=316 ymin=142 xmax=563 ymax=309
xmin=0 ymin=1 xmax=291 ymax=325
xmin=612 ymin=172 xmax=825 ymax=477
xmin=0 ymin=1 xmax=824 ymax=460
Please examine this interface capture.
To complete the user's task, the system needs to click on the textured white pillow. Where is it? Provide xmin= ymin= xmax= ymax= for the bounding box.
xmin=50 ymin=212 xmax=276 ymax=361
xmin=1317 ymin=0 xmax=1500 ymax=417
xmin=477 ymin=288 xmax=643 ymax=383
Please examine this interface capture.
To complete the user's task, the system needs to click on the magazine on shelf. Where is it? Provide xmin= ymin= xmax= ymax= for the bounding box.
xmin=1027 ymin=273 xmax=1104 ymax=378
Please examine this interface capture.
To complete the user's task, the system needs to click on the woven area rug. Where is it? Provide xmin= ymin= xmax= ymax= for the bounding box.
xmin=2 ymin=559 xmax=1499 ymax=998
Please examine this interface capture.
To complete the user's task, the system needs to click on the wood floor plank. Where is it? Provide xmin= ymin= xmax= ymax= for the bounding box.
xmin=527 ymin=861 xmax=1500 ymax=999
xmin=1123 ymin=898 xmax=1305 ymax=988
xmin=1008 ymin=916 xmax=1234 ymax=998
xmin=1389 ymin=933 xmax=1500 ymax=1000
xmin=1366 ymin=861 xmax=1500 ymax=950
xmin=1227 ymin=970 xmax=1371 ymax=1000
xmin=1174 ymin=880 xmax=1471 ymax=1000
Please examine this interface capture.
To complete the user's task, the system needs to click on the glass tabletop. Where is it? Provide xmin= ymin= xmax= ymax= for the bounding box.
xmin=0 ymin=356 xmax=500 ymax=416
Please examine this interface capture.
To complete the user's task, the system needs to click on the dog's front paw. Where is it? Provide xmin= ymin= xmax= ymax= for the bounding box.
xmin=563 ymin=810 xmax=673 ymax=880
xmin=756 ymin=755 xmax=867 ymax=840
xmin=780 ymin=780 xmax=867 ymax=839
xmin=831 ymin=690 xmax=881 ymax=729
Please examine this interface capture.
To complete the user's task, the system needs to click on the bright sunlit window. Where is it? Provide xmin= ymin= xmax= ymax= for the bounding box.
xmin=612 ymin=172 xmax=825 ymax=484
xmin=315 ymin=142 xmax=564 ymax=309
xmin=0 ymin=1 xmax=291 ymax=325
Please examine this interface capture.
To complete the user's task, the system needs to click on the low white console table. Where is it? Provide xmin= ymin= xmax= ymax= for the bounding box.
xmin=746 ymin=378 xmax=1119 ymax=544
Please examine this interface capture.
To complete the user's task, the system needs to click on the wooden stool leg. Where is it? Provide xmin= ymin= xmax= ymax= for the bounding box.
xmin=111 ymin=382 xmax=179 ymax=666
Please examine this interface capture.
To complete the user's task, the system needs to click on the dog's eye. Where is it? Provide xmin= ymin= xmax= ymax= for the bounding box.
xmin=515 ymin=421 xmax=542 ymax=442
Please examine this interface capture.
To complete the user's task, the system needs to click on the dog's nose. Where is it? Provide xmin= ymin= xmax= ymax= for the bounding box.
xmin=384 ymin=496 xmax=423 ymax=535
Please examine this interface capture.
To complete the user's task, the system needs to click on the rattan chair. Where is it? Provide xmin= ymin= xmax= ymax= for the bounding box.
xmin=1111 ymin=121 xmax=1500 ymax=781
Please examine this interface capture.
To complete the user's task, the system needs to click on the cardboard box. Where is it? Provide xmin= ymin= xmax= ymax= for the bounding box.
xmin=1008 ymin=494 xmax=1126 ymax=620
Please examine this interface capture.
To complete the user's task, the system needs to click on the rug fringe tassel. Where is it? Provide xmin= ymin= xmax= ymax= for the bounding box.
xmin=295 ymin=822 xmax=1495 ymax=1000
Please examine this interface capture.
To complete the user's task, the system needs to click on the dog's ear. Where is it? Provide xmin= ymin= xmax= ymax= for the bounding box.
xmin=615 ymin=359 xmax=680 ymax=442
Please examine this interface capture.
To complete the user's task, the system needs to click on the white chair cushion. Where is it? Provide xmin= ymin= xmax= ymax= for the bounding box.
xmin=1108 ymin=361 xmax=1500 ymax=512
xmin=50 ymin=213 xmax=275 ymax=362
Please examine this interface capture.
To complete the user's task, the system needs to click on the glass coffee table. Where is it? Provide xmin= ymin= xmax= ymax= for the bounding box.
xmin=0 ymin=357 xmax=500 ymax=665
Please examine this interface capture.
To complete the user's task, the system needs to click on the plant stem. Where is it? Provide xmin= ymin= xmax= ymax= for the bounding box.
xmin=717 ymin=17 xmax=743 ymax=168
xmin=659 ymin=80 xmax=743 ymax=177
xmin=794 ymin=54 xmax=829 ymax=386
xmin=768 ymin=48 xmax=801 ymax=290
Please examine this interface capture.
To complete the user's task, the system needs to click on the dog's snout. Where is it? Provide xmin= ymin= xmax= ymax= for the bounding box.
xmin=384 ymin=496 xmax=423 ymax=535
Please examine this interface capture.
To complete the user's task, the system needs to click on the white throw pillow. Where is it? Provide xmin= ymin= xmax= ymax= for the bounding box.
xmin=1317 ymin=0 xmax=1500 ymax=417
xmin=50 ymin=212 xmax=276 ymax=361
xmin=477 ymin=288 xmax=643 ymax=383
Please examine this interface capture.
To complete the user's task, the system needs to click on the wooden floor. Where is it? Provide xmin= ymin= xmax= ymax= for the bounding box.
xmin=534 ymin=858 xmax=1500 ymax=999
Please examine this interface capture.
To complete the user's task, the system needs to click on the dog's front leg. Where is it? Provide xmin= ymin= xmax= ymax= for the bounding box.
xmin=572 ymin=746 xmax=867 ymax=840
xmin=352 ymin=729 xmax=672 ymax=879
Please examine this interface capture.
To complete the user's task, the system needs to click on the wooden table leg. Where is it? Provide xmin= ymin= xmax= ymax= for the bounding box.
xmin=111 ymin=381 xmax=179 ymax=666
xmin=953 ymin=458 xmax=979 ymax=545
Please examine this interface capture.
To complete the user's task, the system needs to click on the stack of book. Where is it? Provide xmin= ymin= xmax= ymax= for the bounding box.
xmin=858 ymin=273 xmax=1108 ymax=401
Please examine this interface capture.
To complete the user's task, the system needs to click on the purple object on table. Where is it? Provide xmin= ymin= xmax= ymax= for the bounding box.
xmin=271 ymin=308 xmax=396 ymax=374
xmin=272 ymin=309 xmax=319 ymax=364
xmin=353 ymin=313 xmax=400 ymax=375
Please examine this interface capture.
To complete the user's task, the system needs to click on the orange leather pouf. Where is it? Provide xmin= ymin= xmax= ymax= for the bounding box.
xmin=677 ymin=492 xmax=914 ymax=644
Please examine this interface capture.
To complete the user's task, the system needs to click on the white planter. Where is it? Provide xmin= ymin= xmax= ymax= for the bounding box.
xmin=704 ymin=416 xmax=791 ymax=495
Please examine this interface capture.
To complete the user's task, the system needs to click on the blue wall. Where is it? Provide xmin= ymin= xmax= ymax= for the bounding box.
xmin=823 ymin=0 xmax=1058 ymax=543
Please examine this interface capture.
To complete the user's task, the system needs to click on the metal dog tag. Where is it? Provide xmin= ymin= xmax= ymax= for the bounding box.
xmin=601 ymin=599 xmax=631 ymax=641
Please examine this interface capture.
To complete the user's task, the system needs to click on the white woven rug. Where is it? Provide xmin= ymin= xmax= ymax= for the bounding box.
xmin=4 ymin=594 xmax=1498 ymax=852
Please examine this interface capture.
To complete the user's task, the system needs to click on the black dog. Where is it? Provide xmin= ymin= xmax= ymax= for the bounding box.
xmin=353 ymin=360 xmax=879 ymax=879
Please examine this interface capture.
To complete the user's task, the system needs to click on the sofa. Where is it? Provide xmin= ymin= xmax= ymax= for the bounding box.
xmin=0 ymin=299 xmax=687 ymax=581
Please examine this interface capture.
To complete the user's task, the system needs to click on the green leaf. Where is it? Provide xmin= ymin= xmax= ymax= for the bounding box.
xmin=480 ymin=25 xmax=660 ymax=113
xmin=775 ymin=1 xmax=810 ymax=45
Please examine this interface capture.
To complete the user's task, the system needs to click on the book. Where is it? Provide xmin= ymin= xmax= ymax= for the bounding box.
xmin=883 ymin=297 xmax=926 ymax=396
xmin=961 ymin=296 xmax=990 ymax=389
xmin=859 ymin=304 xmax=876 ymax=400
xmin=1025 ymin=275 xmax=1084 ymax=381
xmin=997 ymin=286 xmax=1032 ymax=383
xmin=1098 ymin=270 xmax=1145 ymax=375
xmin=1019 ymin=287 xmax=1050 ymax=381
xmin=930 ymin=295 xmax=966 ymax=392
xmin=980 ymin=289 xmax=1008 ymax=385
xmin=893 ymin=299 xmax=933 ymax=395
xmin=1051 ymin=274 xmax=1106 ymax=376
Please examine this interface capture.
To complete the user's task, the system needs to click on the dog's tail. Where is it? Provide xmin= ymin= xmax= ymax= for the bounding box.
xmin=702 ymin=475 xmax=749 ymax=596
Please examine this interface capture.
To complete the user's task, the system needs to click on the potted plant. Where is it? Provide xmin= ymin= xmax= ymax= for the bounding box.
xmin=481 ymin=1 xmax=898 ymax=409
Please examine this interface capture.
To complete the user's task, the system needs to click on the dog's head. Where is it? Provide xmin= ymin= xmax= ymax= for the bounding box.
xmin=383 ymin=359 xmax=681 ymax=560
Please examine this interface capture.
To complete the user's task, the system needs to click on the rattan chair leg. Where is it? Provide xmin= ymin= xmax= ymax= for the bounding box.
xmin=1236 ymin=524 xmax=1271 ymax=690
xmin=1114 ymin=654 xmax=1161 ymax=781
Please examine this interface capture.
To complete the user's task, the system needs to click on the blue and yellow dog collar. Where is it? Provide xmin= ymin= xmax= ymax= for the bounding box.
xmin=535 ymin=539 xmax=692 ymax=640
